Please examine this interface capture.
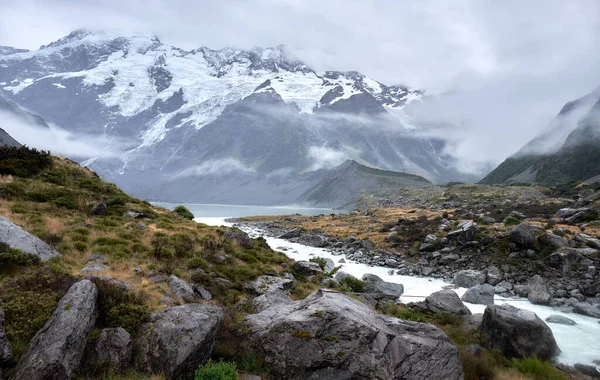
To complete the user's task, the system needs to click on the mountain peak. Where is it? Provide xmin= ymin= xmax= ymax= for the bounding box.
xmin=41 ymin=29 xmax=161 ymax=50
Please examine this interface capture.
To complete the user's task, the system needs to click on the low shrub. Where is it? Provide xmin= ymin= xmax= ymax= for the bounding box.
xmin=0 ymin=244 xmax=40 ymax=275
xmin=106 ymin=195 xmax=130 ymax=207
xmin=93 ymin=279 xmax=150 ymax=334
xmin=188 ymin=256 xmax=209 ymax=271
xmin=309 ymin=257 xmax=327 ymax=271
xmin=174 ymin=205 xmax=194 ymax=220
xmin=0 ymin=146 xmax=52 ymax=178
xmin=195 ymin=360 xmax=238 ymax=380
xmin=504 ymin=216 xmax=521 ymax=226
xmin=340 ymin=277 xmax=365 ymax=293
xmin=512 ymin=357 xmax=569 ymax=380
xmin=52 ymin=196 xmax=78 ymax=210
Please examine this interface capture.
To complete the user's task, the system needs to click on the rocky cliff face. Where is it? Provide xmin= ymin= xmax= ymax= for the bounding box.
xmin=0 ymin=30 xmax=470 ymax=205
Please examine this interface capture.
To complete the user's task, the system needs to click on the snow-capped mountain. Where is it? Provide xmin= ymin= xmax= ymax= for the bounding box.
xmin=0 ymin=29 xmax=470 ymax=204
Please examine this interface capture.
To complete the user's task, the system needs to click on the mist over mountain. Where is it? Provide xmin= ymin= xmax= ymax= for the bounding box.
xmin=481 ymin=87 xmax=600 ymax=185
xmin=0 ymin=29 xmax=470 ymax=206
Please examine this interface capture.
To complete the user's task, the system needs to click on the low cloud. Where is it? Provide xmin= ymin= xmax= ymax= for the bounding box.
xmin=0 ymin=110 xmax=131 ymax=159
xmin=174 ymin=158 xmax=255 ymax=178
xmin=307 ymin=146 xmax=350 ymax=170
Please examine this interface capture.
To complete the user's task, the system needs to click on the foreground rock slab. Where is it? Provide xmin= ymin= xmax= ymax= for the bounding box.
xmin=14 ymin=280 xmax=98 ymax=380
xmin=245 ymin=290 xmax=464 ymax=380
xmin=0 ymin=303 xmax=12 ymax=368
xmin=84 ymin=327 xmax=132 ymax=370
xmin=0 ymin=216 xmax=60 ymax=261
xmin=133 ymin=304 xmax=224 ymax=379
xmin=481 ymin=304 xmax=558 ymax=361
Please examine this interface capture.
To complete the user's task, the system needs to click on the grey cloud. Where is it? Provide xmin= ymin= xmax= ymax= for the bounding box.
xmin=1 ymin=0 xmax=599 ymax=171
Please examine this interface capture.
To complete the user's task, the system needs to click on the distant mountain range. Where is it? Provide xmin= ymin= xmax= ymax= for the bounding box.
xmin=481 ymin=87 xmax=600 ymax=185
xmin=0 ymin=29 xmax=473 ymax=206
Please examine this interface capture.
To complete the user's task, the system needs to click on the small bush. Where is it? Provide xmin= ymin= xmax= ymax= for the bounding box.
xmin=73 ymin=241 xmax=88 ymax=253
xmin=52 ymin=196 xmax=78 ymax=210
xmin=512 ymin=357 xmax=569 ymax=380
xmin=340 ymin=277 xmax=365 ymax=293
xmin=504 ymin=216 xmax=521 ymax=226
xmin=309 ymin=257 xmax=327 ymax=271
xmin=106 ymin=195 xmax=130 ymax=206
xmin=93 ymin=279 xmax=150 ymax=334
xmin=10 ymin=204 xmax=28 ymax=214
xmin=195 ymin=360 xmax=238 ymax=380
xmin=0 ymin=146 xmax=52 ymax=177
xmin=170 ymin=233 xmax=196 ymax=258
xmin=188 ymin=256 xmax=209 ymax=271
xmin=151 ymin=232 xmax=171 ymax=259
xmin=174 ymin=205 xmax=194 ymax=220
xmin=0 ymin=246 xmax=40 ymax=275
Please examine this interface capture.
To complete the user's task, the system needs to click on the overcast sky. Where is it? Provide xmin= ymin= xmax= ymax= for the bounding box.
xmin=1 ymin=0 xmax=600 ymax=171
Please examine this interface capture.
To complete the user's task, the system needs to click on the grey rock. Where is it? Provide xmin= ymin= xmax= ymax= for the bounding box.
xmin=85 ymin=327 xmax=131 ymax=370
xmin=14 ymin=280 xmax=98 ymax=380
xmin=424 ymin=234 xmax=438 ymax=244
xmin=554 ymin=207 xmax=590 ymax=219
xmin=149 ymin=274 xmax=168 ymax=283
xmin=133 ymin=304 xmax=224 ymax=379
xmin=527 ymin=275 xmax=552 ymax=305
xmin=509 ymin=211 xmax=526 ymax=220
xmin=545 ymin=315 xmax=577 ymax=326
xmin=514 ymin=285 xmax=529 ymax=297
xmin=88 ymin=254 xmax=105 ymax=262
xmin=361 ymin=273 xmax=404 ymax=300
xmin=574 ymin=363 xmax=600 ymax=378
xmin=239 ymin=374 xmax=262 ymax=380
xmin=252 ymin=290 xmax=294 ymax=312
xmin=122 ymin=210 xmax=144 ymax=219
xmin=278 ymin=228 xmax=302 ymax=239
xmin=0 ymin=303 xmax=12 ymax=367
xmin=245 ymin=275 xmax=294 ymax=295
xmin=509 ymin=224 xmax=539 ymax=249
xmin=0 ymin=216 xmax=60 ymax=261
xmin=89 ymin=202 xmax=107 ymax=216
xmin=79 ymin=263 xmax=110 ymax=273
xmin=463 ymin=314 xmax=483 ymax=331
xmin=538 ymin=232 xmax=568 ymax=249
xmin=546 ymin=248 xmax=587 ymax=274
xmin=486 ymin=266 xmax=503 ymax=286
xmin=461 ymin=284 xmax=495 ymax=306
xmin=447 ymin=220 xmax=478 ymax=246
xmin=573 ymin=302 xmax=600 ymax=318
xmin=168 ymin=275 xmax=198 ymax=302
xmin=136 ymin=223 xmax=147 ymax=230
xmin=323 ymin=258 xmax=335 ymax=273
xmin=481 ymin=304 xmax=558 ymax=360
xmin=422 ymin=290 xmax=471 ymax=315
xmin=223 ymin=229 xmax=254 ymax=248
xmin=245 ymin=290 xmax=463 ymax=380
xmin=214 ymin=277 xmax=233 ymax=287
xmin=192 ymin=285 xmax=213 ymax=300
xmin=439 ymin=253 xmax=460 ymax=265
xmin=575 ymin=233 xmax=600 ymax=250
xmin=297 ymin=234 xmax=328 ymax=248
xmin=294 ymin=260 xmax=323 ymax=275
xmin=453 ymin=270 xmax=486 ymax=288
xmin=334 ymin=271 xmax=356 ymax=282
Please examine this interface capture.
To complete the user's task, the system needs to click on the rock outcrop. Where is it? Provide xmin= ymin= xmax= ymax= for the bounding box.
xmin=245 ymin=290 xmax=464 ymax=380
xmin=461 ymin=284 xmax=495 ymax=306
xmin=293 ymin=260 xmax=323 ymax=275
xmin=527 ymin=275 xmax=552 ymax=305
xmin=168 ymin=275 xmax=199 ymax=302
xmin=133 ymin=304 xmax=224 ymax=379
xmin=0 ymin=216 xmax=60 ymax=261
xmin=452 ymin=270 xmax=486 ymax=288
xmin=421 ymin=290 xmax=471 ymax=315
xmin=14 ymin=280 xmax=98 ymax=380
xmin=481 ymin=304 xmax=559 ymax=360
xmin=244 ymin=275 xmax=294 ymax=295
xmin=362 ymin=273 xmax=404 ymax=301
xmin=509 ymin=224 xmax=539 ymax=249
xmin=85 ymin=327 xmax=132 ymax=370
xmin=0 ymin=302 xmax=12 ymax=370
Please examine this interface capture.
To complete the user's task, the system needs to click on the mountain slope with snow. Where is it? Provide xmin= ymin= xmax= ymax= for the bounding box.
xmin=481 ymin=87 xmax=600 ymax=185
xmin=0 ymin=30 xmax=471 ymax=204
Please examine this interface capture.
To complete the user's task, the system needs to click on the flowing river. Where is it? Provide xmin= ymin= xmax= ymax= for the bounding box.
xmin=156 ymin=203 xmax=600 ymax=369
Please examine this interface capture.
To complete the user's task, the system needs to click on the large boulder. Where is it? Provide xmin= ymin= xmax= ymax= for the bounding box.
xmin=538 ymin=232 xmax=568 ymax=249
xmin=244 ymin=275 xmax=295 ymax=295
xmin=168 ymin=275 xmax=198 ymax=302
xmin=223 ymin=229 xmax=254 ymax=249
xmin=575 ymin=233 xmax=600 ymax=250
xmin=481 ymin=304 xmax=558 ymax=360
xmin=297 ymin=234 xmax=328 ymax=248
xmin=453 ymin=270 xmax=486 ymax=288
xmin=509 ymin=224 xmax=539 ymax=249
xmin=14 ymin=280 xmax=98 ymax=380
xmin=133 ymin=304 xmax=224 ymax=379
xmin=461 ymin=284 xmax=495 ymax=306
xmin=361 ymin=273 xmax=404 ymax=301
xmin=0 ymin=216 xmax=60 ymax=261
xmin=84 ymin=327 xmax=132 ymax=370
xmin=447 ymin=220 xmax=478 ymax=246
xmin=422 ymin=290 xmax=471 ymax=315
xmin=278 ymin=228 xmax=302 ymax=239
xmin=0 ymin=303 xmax=12 ymax=368
xmin=245 ymin=290 xmax=464 ymax=380
xmin=293 ymin=260 xmax=323 ymax=275
xmin=545 ymin=315 xmax=577 ymax=326
xmin=527 ymin=275 xmax=552 ymax=305
xmin=486 ymin=266 xmax=503 ymax=286
xmin=545 ymin=248 xmax=589 ymax=274
xmin=572 ymin=302 xmax=600 ymax=318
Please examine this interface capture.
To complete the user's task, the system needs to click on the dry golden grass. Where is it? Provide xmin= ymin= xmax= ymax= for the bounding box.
xmin=495 ymin=368 xmax=530 ymax=380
